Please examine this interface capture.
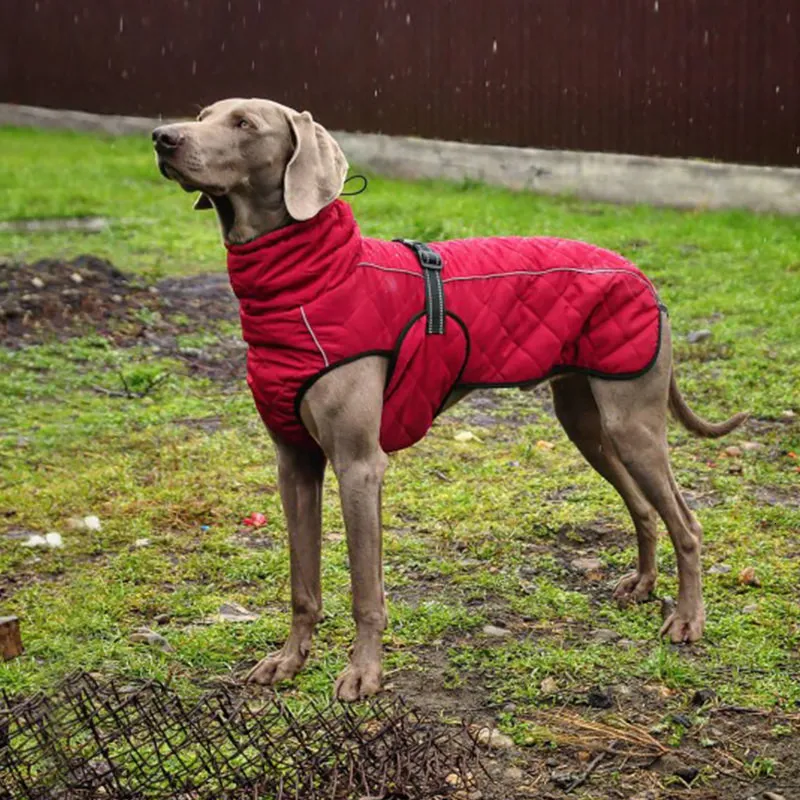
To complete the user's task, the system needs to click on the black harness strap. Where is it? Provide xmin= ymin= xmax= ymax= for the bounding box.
xmin=393 ymin=238 xmax=446 ymax=335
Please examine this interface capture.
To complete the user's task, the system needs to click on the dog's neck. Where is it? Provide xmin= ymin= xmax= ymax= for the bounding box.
xmin=213 ymin=189 xmax=293 ymax=245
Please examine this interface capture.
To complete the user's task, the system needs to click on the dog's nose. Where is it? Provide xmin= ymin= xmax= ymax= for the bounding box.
xmin=152 ymin=127 xmax=183 ymax=152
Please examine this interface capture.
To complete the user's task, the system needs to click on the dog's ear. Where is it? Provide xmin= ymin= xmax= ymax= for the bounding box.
xmin=283 ymin=110 xmax=348 ymax=221
xmin=193 ymin=193 xmax=213 ymax=210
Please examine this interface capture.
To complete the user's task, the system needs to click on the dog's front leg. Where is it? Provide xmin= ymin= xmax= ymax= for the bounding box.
xmin=247 ymin=438 xmax=326 ymax=685
xmin=300 ymin=356 xmax=389 ymax=700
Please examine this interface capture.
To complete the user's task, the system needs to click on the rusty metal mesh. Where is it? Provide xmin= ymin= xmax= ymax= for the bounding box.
xmin=0 ymin=672 xmax=486 ymax=800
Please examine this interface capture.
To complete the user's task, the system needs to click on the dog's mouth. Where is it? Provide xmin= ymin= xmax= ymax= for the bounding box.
xmin=157 ymin=159 xmax=225 ymax=196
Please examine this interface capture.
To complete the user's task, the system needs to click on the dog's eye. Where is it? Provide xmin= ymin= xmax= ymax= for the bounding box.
xmin=236 ymin=118 xmax=251 ymax=129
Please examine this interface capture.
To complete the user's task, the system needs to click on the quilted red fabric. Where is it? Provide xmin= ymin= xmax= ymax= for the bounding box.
xmin=226 ymin=200 xmax=663 ymax=452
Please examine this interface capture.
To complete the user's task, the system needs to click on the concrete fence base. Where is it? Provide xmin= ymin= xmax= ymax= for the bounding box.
xmin=3 ymin=103 xmax=799 ymax=214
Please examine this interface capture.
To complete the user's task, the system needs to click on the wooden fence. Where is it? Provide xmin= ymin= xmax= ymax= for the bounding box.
xmin=1 ymin=0 xmax=797 ymax=166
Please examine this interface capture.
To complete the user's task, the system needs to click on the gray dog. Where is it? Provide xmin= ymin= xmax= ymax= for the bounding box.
xmin=153 ymin=98 xmax=746 ymax=700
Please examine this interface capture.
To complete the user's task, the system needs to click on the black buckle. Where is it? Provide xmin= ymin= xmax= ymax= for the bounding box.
xmin=418 ymin=249 xmax=442 ymax=270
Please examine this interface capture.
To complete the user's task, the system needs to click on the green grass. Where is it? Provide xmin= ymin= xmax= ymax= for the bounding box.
xmin=1 ymin=127 xmax=800 ymax=787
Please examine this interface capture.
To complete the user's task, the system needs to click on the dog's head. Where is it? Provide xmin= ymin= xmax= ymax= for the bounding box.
xmin=152 ymin=98 xmax=348 ymax=242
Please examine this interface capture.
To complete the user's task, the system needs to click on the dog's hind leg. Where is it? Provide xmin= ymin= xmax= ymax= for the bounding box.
xmin=551 ymin=375 xmax=660 ymax=604
xmin=588 ymin=324 xmax=706 ymax=642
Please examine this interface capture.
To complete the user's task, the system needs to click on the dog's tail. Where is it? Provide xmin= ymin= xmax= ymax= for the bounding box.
xmin=669 ymin=372 xmax=748 ymax=438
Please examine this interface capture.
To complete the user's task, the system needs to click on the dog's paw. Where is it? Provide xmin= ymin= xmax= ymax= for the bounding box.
xmin=246 ymin=649 xmax=307 ymax=686
xmin=334 ymin=661 xmax=383 ymax=702
xmin=613 ymin=571 xmax=657 ymax=606
xmin=660 ymin=607 xmax=705 ymax=643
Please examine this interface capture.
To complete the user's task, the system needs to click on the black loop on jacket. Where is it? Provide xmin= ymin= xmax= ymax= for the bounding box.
xmin=340 ymin=174 xmax=369 ymax=197
xmin=393 ymin=239 xmax=446 ymax=335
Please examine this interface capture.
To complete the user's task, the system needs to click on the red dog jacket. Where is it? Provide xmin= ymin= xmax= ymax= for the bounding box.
xmin=226 ymin=200 xmax=663 ymax=452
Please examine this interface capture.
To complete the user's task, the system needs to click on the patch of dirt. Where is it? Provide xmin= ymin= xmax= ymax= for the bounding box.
xmin=2 ymin=255 xmax=246 ymax=382
xmin=2 ymin=256 xmax=238 ymax=343
xmin=390 ymin=643 xmax=800 ymax=799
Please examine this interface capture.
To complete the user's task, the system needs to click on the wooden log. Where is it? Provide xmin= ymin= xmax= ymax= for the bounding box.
xmin=0 ymin=616 xmax=23 ymax=661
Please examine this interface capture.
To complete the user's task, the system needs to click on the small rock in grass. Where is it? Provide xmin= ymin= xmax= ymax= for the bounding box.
xmin=570 ymin=557 xmax=603 ymax=574
xmin=674 ymin=765 xmax=700 ymax=785
xmin=153 ymin=614 xmax=171 ymax=625
xmin=742 ymin=603 xmax=759 ymax=614
xmin=110 ymin=294 xmax=123 ymax=303
xmin=134 ymin=538 xmax=151 ymax=548
xmin=708 ymin=563 xmax=732 ymax=575
xmin=474 ymin=726 xmax=514 ymax=749
xmin=504 ymin=766 xmax=524 ymax=781
xmin=540 ymin=677 xmax=558 ymax=695
xmin=31 ymin=276 xmax=45 ymax=289
xmin=763 ymin=793 xmax=787 ymax=800
xmin=723 ymin=445 xmax=742 ymax=457
xmin=535 ymin=440 xmax=555 ymax=451
xmin=482 ymin=624 xmax=511 ymax=638
xmin=21 ymin=532 xmax=63 ymax=549
xmin=660 ymin=596 xmax=676 ymax=621
xmin=686 ymin=329 xmax=712 ymax=344
xmin=781 ymin=409 xmax=795 ymax=420
xmin=215 ymin=602 xmax=260 ymax=623
xmin=591 ymin=628 xmax=620 ymax=644
xmin=129 ymin=627 xmax=173 ymax=652
xmin=502 ymin=702 xmax=517 ymax=713
xmin=586 ymin=686 xmax=614 ymax=709
xmin=672 ymin=713 xmax=692 ymax=728
xmin=741 ymin=441 xmax=763 ymax=452
xmin=617 ymin=638 xmax=636 ymax=649
xmin=691 ymin=688 xmax=717 ymax=706
xmin=67 ymin=515 xmax=102 ymax=532
xmin=738 ymin=566 xmax=761 ymax=587
xmin=69 ymin=272 xmax=84 ymax=284
xmin=454 ymin=430 xmax=481 ymax=443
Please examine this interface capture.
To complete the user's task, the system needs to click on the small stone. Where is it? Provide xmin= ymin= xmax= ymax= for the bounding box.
xmin=454 ymin=430 xmax=481 ymax=443
xmin=502 ymin=702 xmax=517 ymax=713
xmin=742 ymin=604 xmax=759 ymax=614
xmin=69 ymin=272 xmax=84 ymax=284
xmin=474 ymin=726 xmax=514 ymax=749
xmin=741 ymin=441 xmax=763 ymax=452
xmin=781 ymin=409 xmax=795 ymax=420
xmin=570 ymin=557 xmax=603 ymax=573
xmin=708 ymin=563 xmax=732 ymax=575
xmin=617 ymin=638 xmax=636 ymax=649
xmin=535 ymin=440 xmax=555 ymax=450
xmin=214 ymin=602 xmax=260 ymax=623
xmin=763 ymin=792 xmax=787 ymax=800
xmin=586 ymin=687 xmax=614 ymax=709
xmin=154 ymin=614 xmax=171 ymax=625
xmin=110 ymin=294 xmax=123 ymax=303
xmin=591 ymin=628 xmax=621 ymax=643
xmin=686 ymin=329 xmax=712 ymax=344
xmin=504 ymin=766 xmax=524 ymax=781
xmin=482 ymin=624 xmax=511 ymax=638
xmin=660 ymin=596 xmax=676 ymax=621
xmin=129 ymin=627 xmax=173 ymax=652
xmin=691 ymin=688 xmax=717 ymax=706
xmin=672 ymin=713 xmax=692 ymax=728
xmin=21 ymin=532 xmax=63 ymax=548
xmin=738 ymin=566 xmax=761 ymax=587
xmin=31 ymin=276 xmax=45 ymax=289
xmin=674 ymin=765 xmax=699 ymax=784
xmin=724 ymin=445 xmax=742 ymax=457
xmin=540 ymin=677 xmax=559 ymax=695
xmin=134 ymin=538 xmax=151 ymax=548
